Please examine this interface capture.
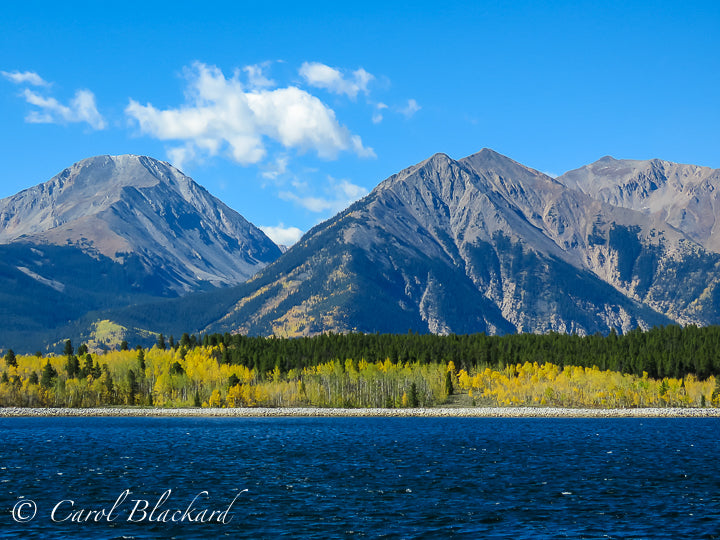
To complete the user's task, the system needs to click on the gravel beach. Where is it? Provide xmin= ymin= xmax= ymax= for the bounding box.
xmin=1 ymin=407 xmax=720 ymax=417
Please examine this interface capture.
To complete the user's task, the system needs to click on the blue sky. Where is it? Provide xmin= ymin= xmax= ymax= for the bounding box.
xmin=2 ymin=1 xmax=718 ymax=245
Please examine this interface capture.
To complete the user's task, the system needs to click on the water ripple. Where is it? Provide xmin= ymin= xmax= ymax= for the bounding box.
xmin=1 ymin=417 xmax=719 ymax=538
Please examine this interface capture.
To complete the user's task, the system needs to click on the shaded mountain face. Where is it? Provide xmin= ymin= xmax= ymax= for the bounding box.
xmin=113 ymin=148 xmax=720 ymax=343
xmin=0 ymin=155 xmax=281 ymax=293
xmin=177 ymin=149 xmax=720 ymax=339
xmin=0 ymin=155 xmax=281 ymax=351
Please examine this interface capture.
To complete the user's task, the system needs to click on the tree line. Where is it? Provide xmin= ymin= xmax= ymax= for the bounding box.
xmin=1 ymin=324 xmax=720 ymax=409
xmin=199 ymin=324 xmax=720 ymax=380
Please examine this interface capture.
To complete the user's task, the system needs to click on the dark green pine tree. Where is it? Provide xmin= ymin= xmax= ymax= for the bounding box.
xmin=170 ymin=362 xmax=185 ymax=376
xmin=137 ymin=349 xmax=146 ymax=372
xmin=409 ymin=382 xmax=419 ymax=407
xmin=40 ymin=361 xmax=58 ymax=388
xmin=4 ymin=349 xmax=16 ymax=367
xmin=80 ymin=354 xmax=94 ymax=379
xmin=65 ymin=355 xmax=80 ymax=379
xmin=445 ymin=371 xmax=454 ymax=396
xmin=63 ymin=340 xmax=73 ymax=357
xmin=127 ymin=369 xmax=137 ymax=405
xmin=92 ymin=361 xmax=102 ymax=379
xmin=157 ymin=334 xmax=166 ymax=350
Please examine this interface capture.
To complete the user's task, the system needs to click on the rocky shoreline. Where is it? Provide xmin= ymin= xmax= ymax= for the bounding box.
xmin=1 ymin=406 xmax=720 ymax=418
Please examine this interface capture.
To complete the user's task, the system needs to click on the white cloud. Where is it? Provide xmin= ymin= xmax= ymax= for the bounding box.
xmin=334 ymin=177 xmax=367 ymax=200
xmin=166 ymin=144 xmax=198 ymax=172
xmin=260 ymin=223 xmax=304 ymax=246
xmin=261 ymin=155 xmax=289 ymax=180
xmin=372 ymin=102 xmax=388 ymax=124
xmin=243 ymin=63 xmax=275 ymax=89
xmin=1 ymin=70 xmax=49 ymax=86
xmin=350 ymin=134 xmax=375 ymax=158
xmin=126 ymin=62 xmax=373 ymax=168
xmin=2 ymin=70 xmax=105 ymax=130
xmin=299 ymin=62 xmax=374 ymax=99
xmin=280 ymin=176 xmax=368 ymax=214
xmin=23 ymin=88 xmax=106 ymax=129
xmin=291 ymin=178 xmax=309 ymax=190
xmin=399 ymin=98 xmax=421 ymax=118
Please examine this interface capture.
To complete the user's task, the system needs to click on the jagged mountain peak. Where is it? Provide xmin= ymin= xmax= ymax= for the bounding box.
xmin=373 ymin=152 xmax=472 ymax=202
xmin=8 ymin=148 xmax=720 ymax=351
xmin=0 ymin=154 xmax=281 ymax=294
xmin=38 ymin=154 xmax=224 ymax=203
xmin=0 ymin=155 xmax=191 ymax=242
xmin=156 ymin=148 xmax=690 ymax=341
xmin=47 ymin=154 xmax=178 ymax=191
xmin=378 ymin=148 xmax=558 ymax=202
xmin=386 ymin=151 xmax=454 ymax=177
xmin=558 ymin=155 xmax=720 ymax=251
xmin=460 ymin=148 xmax=553 ymax=179
xmin=425 ymin=151 xmax=453 ymax=162
xmin=566 ymin=154 xmax=716 ymax=184
xmin=462 ymin=147 xmax=531 ymax=170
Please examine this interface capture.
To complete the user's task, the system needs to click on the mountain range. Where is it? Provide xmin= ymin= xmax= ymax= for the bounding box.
xmin=0 ymin=155 xmax=280 ymax=349
xmin=2 ymin=149 xmax=720 ymax=352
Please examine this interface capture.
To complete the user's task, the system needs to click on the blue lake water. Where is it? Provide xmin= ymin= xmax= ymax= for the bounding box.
xmin=0 ymin=416 xmax=719 ymax=538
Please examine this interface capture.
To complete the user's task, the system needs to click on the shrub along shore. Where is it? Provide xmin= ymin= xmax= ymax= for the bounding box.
xmin=1 ymin=406 xmax=720 ymax=418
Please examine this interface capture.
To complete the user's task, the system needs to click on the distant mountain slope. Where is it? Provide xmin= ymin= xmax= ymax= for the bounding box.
xmin=0 ymin=243 xmax=172 ymax=350
xmin=0 ymin=155 xmax=281 ymax=293
xmin=98 ymin=149 xmax=717 ymax=344
xmin=194 ymin=150 xmax=676 ymax=337
xmin=192 ymin=150 xmax=719 ymax=336
xmin=553 ymin=156 xmax=720 ymax=323
xmin=0 ymin=155 xmax=281 ymax=351
xmin=16 ymin=149 xmax=720 ymax=352
xmin=559 ymin=156 xmax=720 ymax=252
xmin=457 ymin=151 xmax=720 ymax=326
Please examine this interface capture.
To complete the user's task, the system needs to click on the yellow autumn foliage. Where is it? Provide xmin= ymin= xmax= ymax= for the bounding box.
xmin=0 ymin=347 xmax=717 ymax=409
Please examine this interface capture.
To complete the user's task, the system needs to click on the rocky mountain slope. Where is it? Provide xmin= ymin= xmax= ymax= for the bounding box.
xmin=202 ymin=150 xmax=669 ymax=337
xmin=0 ymin=155 xmax=281 ymax=350
xmin=559 ymin=156 xmax=720 ymax=252
xmin=8 ymin=149 xmax=720 ymax=351
xmin=0 ymin=155 xmax=280 ymax=293
xmin=555 ymin=157 xmax=720 ymax=323
xmin=184 ymin=149 xmax=718 ymax=338
xmin=95 ymin=148 xmax=720 ymax=345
